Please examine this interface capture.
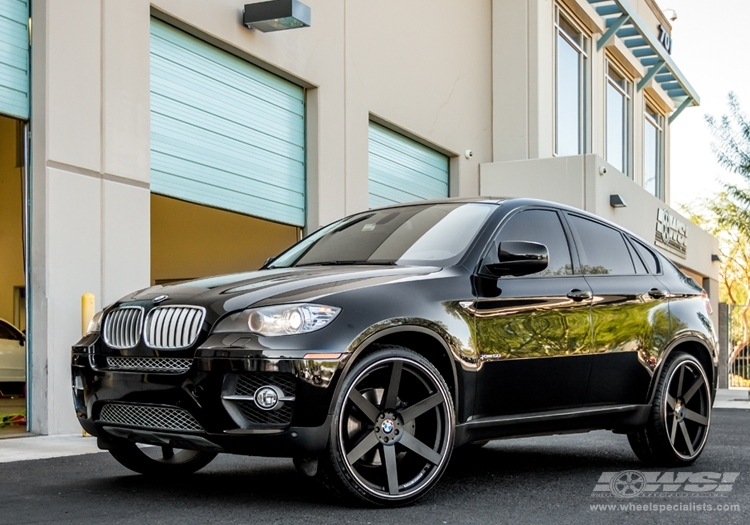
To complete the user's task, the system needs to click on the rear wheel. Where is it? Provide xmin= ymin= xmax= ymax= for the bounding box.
xmin=108 ymin=442 xmax=217 ymax=476
xmin=319 ymin=347 xmax=455 ymax=506
xmin=628 ymin=352 xmax=712 ymax=466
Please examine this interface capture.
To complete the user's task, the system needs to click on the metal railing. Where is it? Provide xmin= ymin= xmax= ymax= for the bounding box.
xmin=723 ymin=303 xmax=750 ymax=388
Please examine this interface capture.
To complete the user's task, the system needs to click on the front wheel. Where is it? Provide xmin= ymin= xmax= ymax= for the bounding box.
xmin=628 ymin=352 xmax=712 ymax=466
xmin=108 ymin=442 xmax=217 ymax=476
xmin=319 ymin=347 xmax=455 ymax=506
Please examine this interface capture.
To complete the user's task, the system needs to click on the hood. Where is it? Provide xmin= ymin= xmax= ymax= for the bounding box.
xmin=127 ymin=265 xmax=441 ymax=317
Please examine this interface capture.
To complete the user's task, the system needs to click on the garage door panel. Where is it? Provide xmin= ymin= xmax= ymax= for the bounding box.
xmin=151 ymin=95 xmax=305 ymax=163
xmin=0 ymin=0 xmax=29 ymax=119
xmin=151 ymin=139 xmax=304 ymax=198
xmin=150 ymin=19 xmax=305 ymax=227
xmin=150 ymin=62 xmax=304 ymax=136
xmin=368 ymin=182 xmax=437 ymax=209
xmin=369 ymin=142 xmax=450 ymax=184
xmin=370 ymin=163 xmax=448 ymax=202
xmin=370 ymin=128 xmax=449 ymax=172
xmin=151 ymin=164 xmax=303 ymax=226
xmin=151 ymin=27 xmax=302 ymax=101
xmin=368 ymin=122 xmax=449 ymax=208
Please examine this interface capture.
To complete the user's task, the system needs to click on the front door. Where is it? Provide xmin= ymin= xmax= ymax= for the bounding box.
xmin=473 ymin=208 xmax=593 ymax=418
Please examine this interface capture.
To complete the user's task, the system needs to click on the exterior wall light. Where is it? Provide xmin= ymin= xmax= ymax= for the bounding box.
xmin=711 ymin=254 xmax=721 ymax=262
xmin=243 ymin=0 xmax=311 ymax=32
xmin=609 ymin=194 xmax=627 ymax=208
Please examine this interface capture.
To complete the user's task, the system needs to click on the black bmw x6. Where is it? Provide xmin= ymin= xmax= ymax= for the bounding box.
xmin=72 ymin=198 xmax=717 ymax=506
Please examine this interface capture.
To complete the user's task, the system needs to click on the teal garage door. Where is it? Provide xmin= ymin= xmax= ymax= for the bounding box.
xmin=368 ymin=122 xmax=449 ymax=208
xmin=0 ymin=0 xmax=29 ymax=119
xmin=150 ymin=19 xmax=305 ymax=226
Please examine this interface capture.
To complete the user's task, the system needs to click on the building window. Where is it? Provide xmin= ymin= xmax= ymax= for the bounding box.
xmin=555 ymin=8 xmax=589 ymax=156
xmin=605 ymin=62 xmax=631 ymax=176
xmin=644 ymin=105 xmax=664 ymax=198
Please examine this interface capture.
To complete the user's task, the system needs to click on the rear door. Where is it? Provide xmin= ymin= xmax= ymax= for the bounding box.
xmin=564 ymin=213 xmax=670 ymax=405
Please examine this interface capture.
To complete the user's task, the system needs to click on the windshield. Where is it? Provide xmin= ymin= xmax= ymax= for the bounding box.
xmin=268 ymin=203 xmax=495 ymax=268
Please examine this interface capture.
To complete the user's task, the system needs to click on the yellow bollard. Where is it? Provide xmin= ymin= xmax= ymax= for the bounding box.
xmin=81 ymin=293 xmax=95 ymax=336
xmin=81 ymin=293 xmax=95 ymax=437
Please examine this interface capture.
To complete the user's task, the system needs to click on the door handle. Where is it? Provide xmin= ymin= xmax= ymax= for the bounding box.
xmin=567 ymin=289 xmax=593 ymax=302
xmin=648 ymin=288 xmax=668 ymax=299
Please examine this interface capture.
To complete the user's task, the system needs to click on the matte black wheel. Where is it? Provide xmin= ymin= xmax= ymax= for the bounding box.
xmin=108 ymin=443 xmax=217 ymax=476
xmin=320 ymin=347 xmax=455 ymax=506
xmin=628 ymin=352 xmax=712 ymax=466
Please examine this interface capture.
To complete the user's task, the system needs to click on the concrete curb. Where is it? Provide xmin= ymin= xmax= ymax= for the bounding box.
xmin=715 ymin=388 xmax=750 ymax=410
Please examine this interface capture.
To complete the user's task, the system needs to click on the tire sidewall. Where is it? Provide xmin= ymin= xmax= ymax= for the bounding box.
xmin=656 ymin=352 xmax=712 ymax=464
xmin=327 ymin=346 xmax=455 ymax=506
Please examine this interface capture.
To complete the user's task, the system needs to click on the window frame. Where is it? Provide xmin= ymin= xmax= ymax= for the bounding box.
xmin=563 ymin=212 xmax=639 ymax=276
xmin=643 ymin=101 xmax=665 ymax=199
xmin=626 ymin=235 xmax=664 ymax=276
xmin=604 ymin=59 xmax=633 ymax=177
xmin=478 ymin=206 xmax=580 ymax=279
xmin=554 ymin=5 xmax=591 ymax=157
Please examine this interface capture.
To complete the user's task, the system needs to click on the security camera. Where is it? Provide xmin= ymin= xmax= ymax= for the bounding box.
xmin=465 ymin=150 xmax=473 ymax=159
xmin=599 ymin=166 xmax=607 ymax=176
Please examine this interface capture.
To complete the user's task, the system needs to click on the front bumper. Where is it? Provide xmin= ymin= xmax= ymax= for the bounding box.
xmin=71 ymin=334 xmax=347 ymax=457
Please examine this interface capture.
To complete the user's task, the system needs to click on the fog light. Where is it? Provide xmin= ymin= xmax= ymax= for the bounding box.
xmin=255 ymin=386 xmax=280 ymax=410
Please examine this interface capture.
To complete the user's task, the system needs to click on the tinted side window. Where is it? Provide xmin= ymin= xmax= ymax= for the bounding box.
xmin=631 ymin=238 xmax=660 ymax=274
xmin=566 ymin=214 xmax=635 ymax=275
xmin=492 ymin=210 xmax=573 ymax=276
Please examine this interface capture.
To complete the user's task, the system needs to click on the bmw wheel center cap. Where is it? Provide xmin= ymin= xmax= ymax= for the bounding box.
xmin=382 ymin=419 xmax=394 ymax=434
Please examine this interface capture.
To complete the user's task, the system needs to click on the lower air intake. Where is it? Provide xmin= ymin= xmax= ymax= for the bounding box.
xmin=99 ymin=404 xmax=204 ymax=432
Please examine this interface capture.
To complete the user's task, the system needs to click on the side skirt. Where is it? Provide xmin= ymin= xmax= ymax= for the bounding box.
xmin=455 ymin=404 xmax=651 ymax=446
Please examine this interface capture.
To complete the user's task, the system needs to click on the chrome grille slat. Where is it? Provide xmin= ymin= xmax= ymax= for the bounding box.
xmin=174 ymin=310 xmax=187 ymax=348
xmin=105 ymin=356 xmax=193 ymax=373
xmin=99 ymin=404 xmax=203 ymax=432
xmin=103 ymin=307 xmax=144 ymax=349
xmin=144 ymin=306 xmax=205 ymax=349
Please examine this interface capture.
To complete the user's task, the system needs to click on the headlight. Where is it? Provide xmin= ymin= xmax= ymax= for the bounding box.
xmin=214 ymin=304 xmax=341 ymax=337
xmin=86 ymin=310 xmax=104 ymax=335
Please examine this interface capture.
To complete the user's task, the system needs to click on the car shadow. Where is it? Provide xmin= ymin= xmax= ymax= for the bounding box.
xmin=84 ymin=431 xmax=641 ymax=509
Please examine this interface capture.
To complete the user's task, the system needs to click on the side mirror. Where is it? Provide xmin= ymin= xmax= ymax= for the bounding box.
xmin=486 ymin=241 xmax=549 ymax=277
xmin=19 ymin=336 xmax=25 ymax=347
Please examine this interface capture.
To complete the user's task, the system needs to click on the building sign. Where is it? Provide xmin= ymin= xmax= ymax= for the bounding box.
xmin=655 ymin=208 xmax=687 ymax=257
xmin=658 ymin=25 xmax=672 ymax=54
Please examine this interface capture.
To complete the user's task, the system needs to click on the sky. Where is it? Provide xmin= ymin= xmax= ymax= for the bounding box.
xmin=661 ymin=0 xmax=750 ymax=209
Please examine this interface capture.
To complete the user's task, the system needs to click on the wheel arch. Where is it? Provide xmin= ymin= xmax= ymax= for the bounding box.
xmin=329 ymin=325 xmax=460 ymax=419
xmin=648 ymin=335 xmax=717 ymax=405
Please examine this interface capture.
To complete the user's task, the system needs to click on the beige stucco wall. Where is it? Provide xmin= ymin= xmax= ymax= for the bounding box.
xmin=30 ymin=0 xmax=152 ymax=434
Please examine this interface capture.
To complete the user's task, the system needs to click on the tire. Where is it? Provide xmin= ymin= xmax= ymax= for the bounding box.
xmin=319 ymin=346 xmax=455 ymax=506
xmin=108 ymin=442 xmax=217 ymax=476
xmin=628 ymin=351 xmax=712 ymax=466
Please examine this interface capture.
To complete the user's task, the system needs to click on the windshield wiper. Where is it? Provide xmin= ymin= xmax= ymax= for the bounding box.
xmin=295 ymin=260 xmax=397 ymax=267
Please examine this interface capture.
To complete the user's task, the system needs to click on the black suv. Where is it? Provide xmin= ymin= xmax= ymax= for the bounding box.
xmin=72 ymin=198 xmax=717 ymax=506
